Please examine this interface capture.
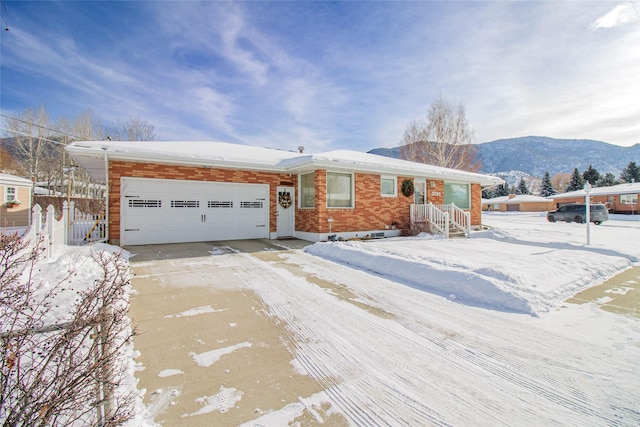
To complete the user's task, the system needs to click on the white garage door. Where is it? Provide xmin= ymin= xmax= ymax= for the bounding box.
xmin=121 ymin=178 xmax=269 ymax=245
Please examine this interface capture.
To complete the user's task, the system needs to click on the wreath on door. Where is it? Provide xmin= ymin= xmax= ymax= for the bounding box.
xmin=401 ymin=179 xmax=415 ymax=197
xmin=278 ymin=192 xmax=292 ymax=209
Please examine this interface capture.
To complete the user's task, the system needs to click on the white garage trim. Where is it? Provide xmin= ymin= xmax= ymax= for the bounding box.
xmin=121 ymin=177 xmax=269 ymax=245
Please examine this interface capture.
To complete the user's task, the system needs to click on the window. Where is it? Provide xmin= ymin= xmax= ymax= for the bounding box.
xmin=129 ymin=199 xmax=162 ymax=208
xmin=380 ymin=176 xmax=397 ymax=197
xmin=171 ymin=200 xmax=200 ymax=208
xmin=5 ymin=187 xmax=16 ymax=203
xmin=241 ymin=201 xmax=264 ymax=208
xmin=299 ymin=172 xmax=315 ymax=208
xmin=621 ymin=194 xmax=638 ymax=204
xmin=327 ymin=172 xmax=353 ymax=208
xmin=208 ymin=201 xmax=233 ymax=208
xmin=444 ymin=183 xmax=470 ymax=209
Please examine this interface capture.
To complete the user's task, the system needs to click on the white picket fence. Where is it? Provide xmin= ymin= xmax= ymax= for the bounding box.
xmin=21 ymin=202 xmax=106 ymax=257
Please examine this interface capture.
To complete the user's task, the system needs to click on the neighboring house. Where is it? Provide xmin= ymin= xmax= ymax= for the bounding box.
xmin=482 ymin=194 xmax=555 ymax=212
xmin=549 ymin=182 xmax=640 ymax=214
xmin=66 ymin=141 xmax=503 ymax=246
xmin=0 ymin=173 xmax=33 ymax=228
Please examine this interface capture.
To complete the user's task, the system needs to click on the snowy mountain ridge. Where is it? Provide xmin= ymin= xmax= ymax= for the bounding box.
xmin=369 ymin=136 xmax=640 ymax=178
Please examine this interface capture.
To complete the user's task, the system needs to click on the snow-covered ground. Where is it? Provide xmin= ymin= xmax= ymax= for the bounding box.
xmin=307 ymin=212 xmax=640 ymax=316
xmin=239 ymin=212 xmax=640 ymax=425
xmin=22 ymin=212 xmax=640 ymax=425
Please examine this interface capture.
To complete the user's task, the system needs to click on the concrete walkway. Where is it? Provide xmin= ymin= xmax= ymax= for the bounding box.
xmin=127 ymin=239 xmax=347 ymax=426
xmin=567 ymin=265 xmax=640 ymax=318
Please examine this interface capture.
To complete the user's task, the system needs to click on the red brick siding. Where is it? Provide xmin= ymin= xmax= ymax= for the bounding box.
xmin=297 ymin=171 xmax=414 ymax=234
xmin=426 ymin=180 xmax=444 ymax=204
xmin=108 ymin=161 xmax=295 ymax=241
xmin=470 ymin=183 xmax=482 ymax=225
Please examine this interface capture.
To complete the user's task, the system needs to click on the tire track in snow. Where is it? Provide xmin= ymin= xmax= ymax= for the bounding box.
xmin=226 ymin=250 xmax=637 ymax=426
xmin=286 ymin=251 xmax=639 ymax=425
xmin=232 ymin=252 xmax=453 ymax=426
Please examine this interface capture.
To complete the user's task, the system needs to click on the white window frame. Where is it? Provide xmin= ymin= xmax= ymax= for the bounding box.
xmin=299 ymin=172 xmax=315 ymax=208
xmin=326 ymin=171 xmax=354 ymax=208
xmin=5 ymin=187 xmax=16 ymax=203
xmin=620 ymin=194 xmax=638 ymax=204
xmin=380 ymin=175 xmax=397 ymax=197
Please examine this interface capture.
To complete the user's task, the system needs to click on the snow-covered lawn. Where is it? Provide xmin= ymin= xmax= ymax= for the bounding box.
xmin=307 ymin=212 xmax=640 ymax=315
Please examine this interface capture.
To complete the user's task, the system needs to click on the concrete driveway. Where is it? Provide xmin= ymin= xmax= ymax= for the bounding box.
xmin=126 ymin=239 xmax=640 ymax=426
xmin=126 ymin=239 xmax=348 ymax=426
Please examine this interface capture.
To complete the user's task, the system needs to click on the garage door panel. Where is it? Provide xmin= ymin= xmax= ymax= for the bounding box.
xmin=121 ymin=178 xmax=269 ymax=245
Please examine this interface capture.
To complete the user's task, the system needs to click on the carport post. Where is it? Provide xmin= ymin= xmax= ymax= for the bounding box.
xmin=584 ymin=182 xmax=591 ymax=245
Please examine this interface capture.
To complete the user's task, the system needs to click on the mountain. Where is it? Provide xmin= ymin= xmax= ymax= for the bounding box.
xmin=368 ymin=136 xmax=640 ymax=178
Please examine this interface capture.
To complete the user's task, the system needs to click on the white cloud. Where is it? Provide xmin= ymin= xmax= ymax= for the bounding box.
xmin=591 ymin=4 xmax=639 ymax=30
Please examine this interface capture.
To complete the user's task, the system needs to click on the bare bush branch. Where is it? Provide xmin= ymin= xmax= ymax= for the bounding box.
xmin=1 ymin=233 xmax=136 ymax=426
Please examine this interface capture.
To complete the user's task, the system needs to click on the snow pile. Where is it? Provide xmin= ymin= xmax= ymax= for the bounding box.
xmin=306 ymin=213 xmax=639 ymax=315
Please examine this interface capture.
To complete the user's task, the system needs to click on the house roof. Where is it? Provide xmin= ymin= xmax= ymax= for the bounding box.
xmin=66 ymin=140 xmax=504 ymax=187
xmin=482 ymin=194 xmax=553 ymax=204
xmin=550 ymin=182 xmax=640 ymax=199
xmin=0 ymin=173 xmax=33 ymax=187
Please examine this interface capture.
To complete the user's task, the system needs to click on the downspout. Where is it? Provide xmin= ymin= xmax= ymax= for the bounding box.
xmin=104 ymin=153 xmax=109 ymax=244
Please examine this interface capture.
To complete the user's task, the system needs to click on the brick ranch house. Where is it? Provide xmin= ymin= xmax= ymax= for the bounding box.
xmin=482 ymin=194 xmax=555 ymax=212
xmin=66 ymin=141 xmax=503 ymax=246
xmin=550 ymin=182 xmax=640 ymax=215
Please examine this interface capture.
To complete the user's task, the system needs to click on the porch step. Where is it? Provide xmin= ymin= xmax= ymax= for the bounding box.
xmin=448 ymin=229 xmax=467 ymax=238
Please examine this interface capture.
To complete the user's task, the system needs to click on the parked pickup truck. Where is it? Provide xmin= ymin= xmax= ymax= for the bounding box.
xmin=547 ymin=204 xmax=609 ymax=225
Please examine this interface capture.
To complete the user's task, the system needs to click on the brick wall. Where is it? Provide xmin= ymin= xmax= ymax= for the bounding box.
xmin=470 ymin=183 xmax=482 ymax=225
xmin=297 ymin=171 xmax=414 ymax=234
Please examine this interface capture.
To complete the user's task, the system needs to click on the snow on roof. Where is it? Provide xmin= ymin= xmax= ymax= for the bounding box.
xmin=550 ymin=182 xmax=640 ymax=199
xmin=66 ymin=140 xmax=503 ymax=186
xmin=482 ymin=194 xmax=553 ymax=204
xmin=0 ymin=173 xmax=33 ymax=186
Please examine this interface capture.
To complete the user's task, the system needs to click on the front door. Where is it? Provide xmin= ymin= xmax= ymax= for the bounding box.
xmin=414 ymin=179 xmax=426 ymax=204
xmin=276 ymin=186 xmax=295 ymax=238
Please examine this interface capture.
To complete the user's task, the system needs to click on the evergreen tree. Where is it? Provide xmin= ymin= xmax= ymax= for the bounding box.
xmin=565 ymin=168 xmax=584 ymax=192
xmin=516 ymin=177 xmax=530 ymax=195
xmin=582 ymin=165 xmax=601 ymax=185
xmin=493 ymin=182 xmax=509 ymax=197
xmin=620 ymin=161 xmax=640 ymax=183
xmin=597 ymin=173 xmax=618 ymax=187
xmin=540 ymin=171 xmax=556 ymax=196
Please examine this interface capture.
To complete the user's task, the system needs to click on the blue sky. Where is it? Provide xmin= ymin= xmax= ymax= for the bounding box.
xmin=1 ymin=1 xmax=638 ymax=153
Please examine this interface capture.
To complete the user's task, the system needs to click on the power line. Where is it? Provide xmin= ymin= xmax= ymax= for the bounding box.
xmin=0 ymin=126 xmax=67 ymax=146
xmin=0 ymin=113 xmax=82 ymax=141
xmin=1 ymin=1 xmax=9 ymax=31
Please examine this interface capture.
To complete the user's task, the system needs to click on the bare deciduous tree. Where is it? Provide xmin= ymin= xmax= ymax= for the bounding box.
xmin=551 ymin=172 xmax=571 ymax=193
xmin=4 ymin=106 xmax=51 ymax=182
xmin=111 ymin=115 xmax=156 ymax=141
xmin=0 ymin=233 xmax=136 ymax=426
xmin=400 ymin=94 xmax=481 ymax=172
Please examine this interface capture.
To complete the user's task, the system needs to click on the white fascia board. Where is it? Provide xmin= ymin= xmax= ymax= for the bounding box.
xmin=288 ymin=158 xmax=503 ymax=186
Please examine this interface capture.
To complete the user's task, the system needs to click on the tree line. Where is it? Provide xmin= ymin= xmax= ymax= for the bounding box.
xmin=1 ymin=106 xmax=155 ymax=197
xmin=484 ymin=162 xmax=640 ymax=199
